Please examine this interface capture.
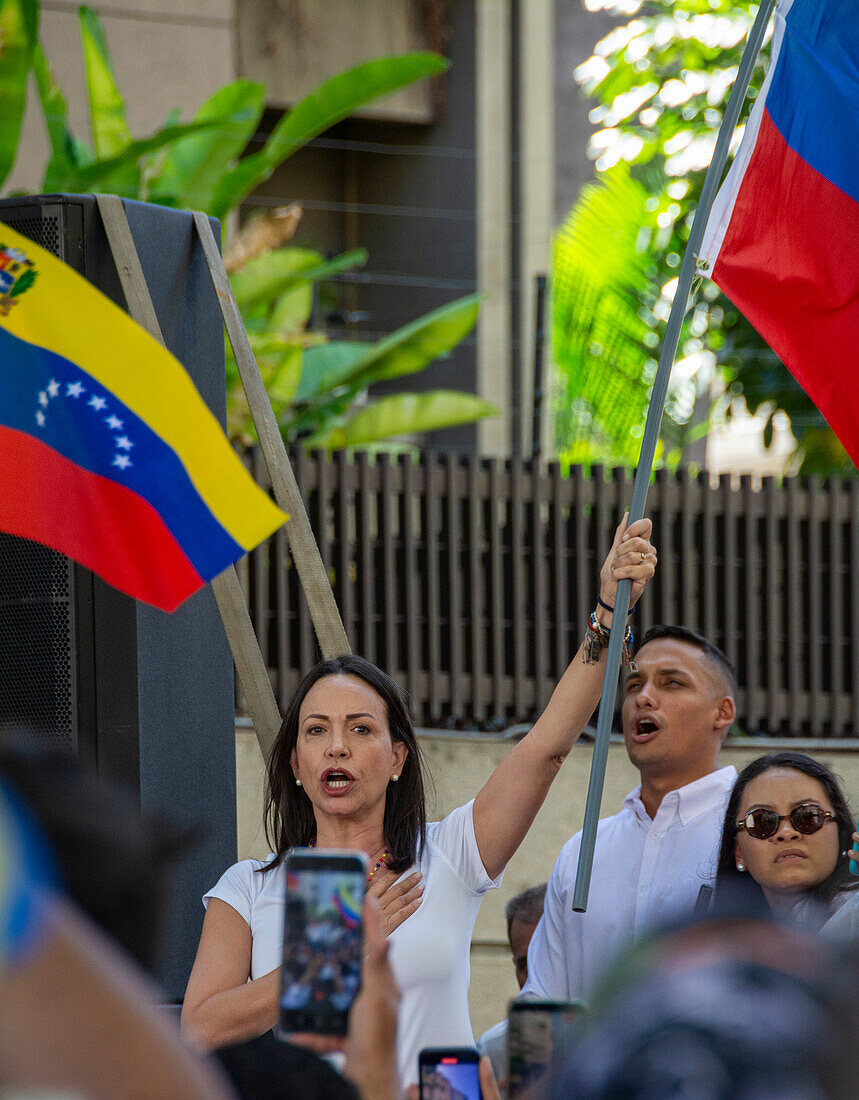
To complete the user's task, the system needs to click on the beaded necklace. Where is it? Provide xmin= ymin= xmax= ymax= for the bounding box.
xmin=367 ymin=848 xmax=390 ymax=882
xmin=307 ymin=839 xmax=389 ymax=883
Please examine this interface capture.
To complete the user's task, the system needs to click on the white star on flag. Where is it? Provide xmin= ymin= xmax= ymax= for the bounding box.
xmin=47 ymin=379 xmax=60 ymax=398
xmin=66 ymin=381 xmax=85 ymax=398
xmin=106 ymin=415 xmax=124 ymax=430
xmin=115 ymin=436 xmax=134 ymax=451
xmin=112 ymin=454 xmax=132 ymax=470
xmin=36 ymin=410 xmax=45 ymax=427
xmin=38 ymin=391 xmax=48 ymax=407
xmin=89 ymin=395 xmax=108 ymax=411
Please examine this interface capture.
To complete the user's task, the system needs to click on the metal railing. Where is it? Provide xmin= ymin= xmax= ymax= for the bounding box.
xmin=237 ymin=450 xmax=859 ymax=738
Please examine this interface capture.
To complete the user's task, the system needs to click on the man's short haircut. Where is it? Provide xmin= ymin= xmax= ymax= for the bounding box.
xmin=636 ymin=625 xmax=738 ymax=700
xmin=505 ymin=883 xmax=547 ymax=938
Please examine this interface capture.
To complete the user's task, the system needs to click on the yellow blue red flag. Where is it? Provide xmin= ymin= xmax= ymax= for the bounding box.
xmin=0 ymin=221 xmax=286 ymax=611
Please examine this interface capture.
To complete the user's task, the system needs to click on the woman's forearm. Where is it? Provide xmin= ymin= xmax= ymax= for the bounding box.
xmin=529 ymin=619 xmax=614 ymax=756
xmin=182 ymin=969 xmax=280 ymax=1051
xmin=472 ymin=615 xmax=614 ymax=878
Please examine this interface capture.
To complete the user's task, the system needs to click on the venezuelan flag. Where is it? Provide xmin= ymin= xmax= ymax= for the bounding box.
xmin=332 ymin=881 xmax=361 ymax=930
xmin=0 ymin=221 xmax=285 ymax=611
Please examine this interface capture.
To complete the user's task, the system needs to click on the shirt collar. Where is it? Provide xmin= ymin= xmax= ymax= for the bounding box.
xmin=623 ymin=765 xmax=738 ymax=827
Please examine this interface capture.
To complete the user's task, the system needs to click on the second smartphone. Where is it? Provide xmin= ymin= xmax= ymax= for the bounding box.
xmin=418 ymin=1047 xmax=482 ymax=1100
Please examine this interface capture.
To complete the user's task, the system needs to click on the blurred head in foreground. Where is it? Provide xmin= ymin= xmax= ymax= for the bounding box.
xmin=0 ymin=729 xmax=193 ymax=970
xmin=542 ymin=903 xmax=859 ymax=1100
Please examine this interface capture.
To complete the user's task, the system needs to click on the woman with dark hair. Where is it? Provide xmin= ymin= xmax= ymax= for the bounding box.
xmin=183 ymin=517 xmax=657 ymax=1087
xmin=715 ymin=751 xmax=859 ymax=930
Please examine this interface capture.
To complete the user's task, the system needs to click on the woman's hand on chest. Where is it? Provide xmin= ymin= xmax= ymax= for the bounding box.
xmin=367 ymin=868 xmax=424 ymax=937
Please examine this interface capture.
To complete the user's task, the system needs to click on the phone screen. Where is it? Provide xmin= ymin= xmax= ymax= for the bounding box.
xmin=507 ymin=1001 xmax=585 ymax=1097
xmin=279 ymin=850 xmax=366 ymax=1036
xmin=419 ymin=1048 xmax=481 ymax=1100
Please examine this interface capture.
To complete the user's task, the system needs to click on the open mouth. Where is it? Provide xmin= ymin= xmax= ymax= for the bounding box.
xmin=633 ymin=717 xmax=660 ymax=741
xmin=321 ymin=769 xmax=354 ymax=793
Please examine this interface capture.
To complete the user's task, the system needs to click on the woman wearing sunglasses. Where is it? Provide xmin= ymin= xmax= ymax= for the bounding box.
xmin=714 ymin=751 xmax=859 ymax=932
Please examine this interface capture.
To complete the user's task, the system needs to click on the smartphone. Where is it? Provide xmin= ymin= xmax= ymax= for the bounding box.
xmin=278 ymin=848 xmax=367 ymax=1037
xmin=507 ymin=1000 xmax=586 ymax=1098
xmin=419 ymin=1048 xmax=482 ymax=1100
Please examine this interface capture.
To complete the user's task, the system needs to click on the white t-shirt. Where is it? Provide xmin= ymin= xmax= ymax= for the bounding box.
xmin=522 ymin=765 xmax=737 ymax=1003
xmin=204 ymin=799 xmax=502 ymax=1087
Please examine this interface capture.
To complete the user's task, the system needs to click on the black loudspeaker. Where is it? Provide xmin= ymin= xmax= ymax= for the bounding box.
xmin=0 ymin=195 xmax=237 ymax=999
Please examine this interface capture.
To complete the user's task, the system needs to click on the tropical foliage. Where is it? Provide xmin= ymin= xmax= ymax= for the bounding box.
xmin=553 ymin=0 xmax=849 ymax=474
xmin=0 ymin=0 xmax=496 ymax=448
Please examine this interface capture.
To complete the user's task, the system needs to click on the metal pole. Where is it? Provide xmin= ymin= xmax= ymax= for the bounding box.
xmin=572 ymin=0 xmax=776 ymax=911
xmin=532 ymin=274 xmax=548 ymax=460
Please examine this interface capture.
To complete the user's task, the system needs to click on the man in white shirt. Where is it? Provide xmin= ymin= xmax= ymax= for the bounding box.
xmin=522 ymin=625 xmax=738 ymax=1003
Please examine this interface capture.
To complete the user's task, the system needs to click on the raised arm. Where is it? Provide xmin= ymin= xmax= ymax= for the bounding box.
xmin=472 ymin=516 xmax=655 ymax=879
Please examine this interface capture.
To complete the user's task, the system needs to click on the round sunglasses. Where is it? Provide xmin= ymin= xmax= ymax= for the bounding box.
xmin=736 ymin=802 xmax=835 ymax=840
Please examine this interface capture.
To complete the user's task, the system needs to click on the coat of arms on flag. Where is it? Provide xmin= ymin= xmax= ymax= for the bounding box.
xmin=0 ymin=243 xmax=38 ymax=315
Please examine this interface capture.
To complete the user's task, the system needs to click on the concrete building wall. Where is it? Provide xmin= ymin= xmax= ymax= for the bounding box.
xmin=236 ymin=726 xmax=859 ymax=1039
xmin=235 ymin=0 xmax=436 ymax=120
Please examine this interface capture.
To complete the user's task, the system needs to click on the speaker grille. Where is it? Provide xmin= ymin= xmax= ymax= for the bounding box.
xmin=7 ymin=213 xmax=63 ymax=257
xmin=0 ymin=536 xmax=75 ymax=746
xmin=0 ymin=204 xmax=77 ymax=748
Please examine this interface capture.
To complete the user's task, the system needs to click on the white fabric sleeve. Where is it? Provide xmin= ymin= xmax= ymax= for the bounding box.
xmin=428 ymin=799 xmax=504 ymax=895
xmin=202 ymin=859 xmax=260 ymax=926
xmin=520 ymin=838 xmax=580 ymax=1001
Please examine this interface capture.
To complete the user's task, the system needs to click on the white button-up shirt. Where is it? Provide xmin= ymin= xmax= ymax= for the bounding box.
xmin=522 ymin=765 xmax=737 ymax=1002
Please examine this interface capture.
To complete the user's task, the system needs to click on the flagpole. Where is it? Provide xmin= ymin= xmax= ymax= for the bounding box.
xmin=571 ymin=0 xmax=776 ymax=912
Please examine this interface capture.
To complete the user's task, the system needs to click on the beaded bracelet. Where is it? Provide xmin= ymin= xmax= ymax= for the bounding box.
xmin=583 ymin=611 xmax=636 ymax=668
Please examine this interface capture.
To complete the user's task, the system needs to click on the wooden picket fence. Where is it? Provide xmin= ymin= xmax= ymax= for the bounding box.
xmin=236 ymin=450 xmax=859 ymax=738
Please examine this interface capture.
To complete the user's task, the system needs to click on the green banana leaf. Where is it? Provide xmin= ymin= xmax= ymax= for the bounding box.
xmin=138 ymin=106 xmax=179 ymax=197
xmin=209 ymin=52 xmax=448 ymax=220
xmin=79 ymin=5 xmax=136 ymax=192
xmin=308 ymin=390 xmax=497 ymax=450
xmin=265 ymin=348 xmax=303 ymax=404
xmin=229 ymin=247 xmax=367 ymax=310
xmin=269 ymin=283 xmax=313 ymax=332
xmin=0 ymin=0 xmax=38 ymax=189
xmin=33 ymin=43 xmax=85 ymax=191
xmin=296 ymin=292 xmax=482 ymax=401
xmin=154 ymin=80 xmax=266 ymax=212
xmin=294 ymin=343 xmax=369 ymax=402
xmin=62 ymin=118 xmax=227 ymax=193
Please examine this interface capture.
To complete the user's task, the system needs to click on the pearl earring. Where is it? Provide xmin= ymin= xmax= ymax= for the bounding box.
xmin=295 ymin=778 xmax=302 ymax=787
xmin=391 ymin=774 xmax=399 ymax=782
xmin=736 ymin=861 xmax=745 ymax=872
